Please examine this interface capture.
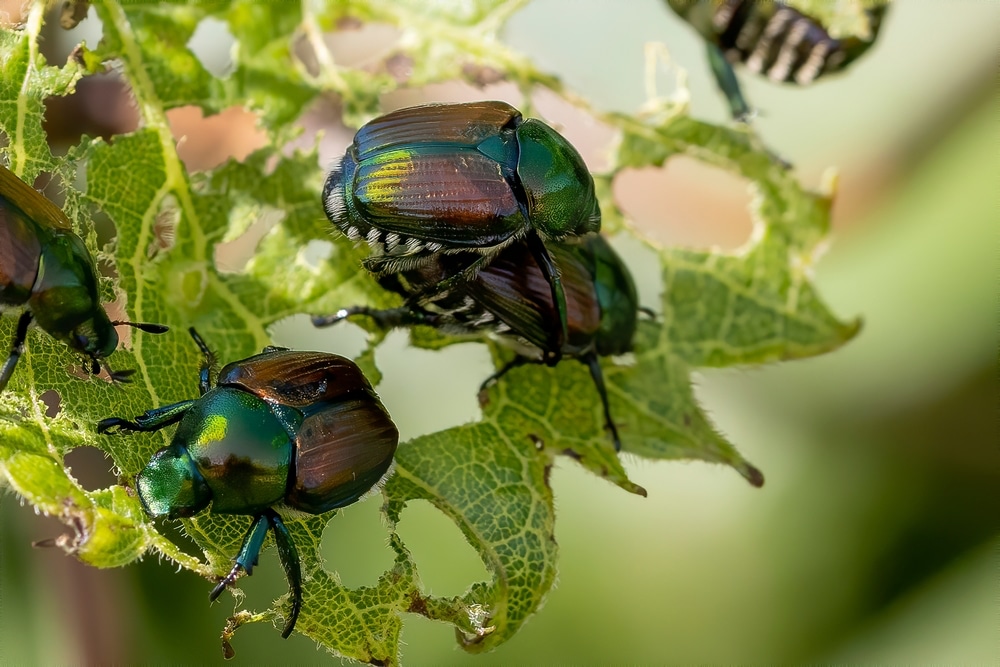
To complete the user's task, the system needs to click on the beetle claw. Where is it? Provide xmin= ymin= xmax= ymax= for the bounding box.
xmin=210 ymin=563 xmax=244 ymax=602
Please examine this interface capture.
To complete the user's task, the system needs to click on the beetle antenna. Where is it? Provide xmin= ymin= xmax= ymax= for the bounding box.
xmin=188 ymin=328 xmax=217 ymax=394
xmin=112 ymin=320 xmax=170 ymax=334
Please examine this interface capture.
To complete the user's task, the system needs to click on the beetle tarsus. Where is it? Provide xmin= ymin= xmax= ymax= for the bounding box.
xmin=97 ymin=417 xmax=142 ymax=434
xmin=209 ymin=562 xmax=245 ymax=602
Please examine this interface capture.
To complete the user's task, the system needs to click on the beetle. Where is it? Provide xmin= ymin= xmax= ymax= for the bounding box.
xmin=0 ymin=164 xmax=167 ymax=392
xmin=314 ymin=234 xmax=639 ymax=452
xmin=97 ymin=328 xmax=399 ymax=638
xmin=666 ymin=0 xmax=887 ymax=121
xmin=322 ymin=100 xmax=603 ymax=362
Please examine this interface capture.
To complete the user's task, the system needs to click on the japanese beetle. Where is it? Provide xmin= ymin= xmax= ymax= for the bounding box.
xmin=314 ymin=234 xmax=638 ymax=452
xmin=97 ymin=329 xmax=399 ymax=638
xmin=0 ymin=164 xmax=167 ymax=392
xmin=323 ymin=101 xmax=603 ymax=361
xmin=667 ymin=0 xmax=887 ymax=121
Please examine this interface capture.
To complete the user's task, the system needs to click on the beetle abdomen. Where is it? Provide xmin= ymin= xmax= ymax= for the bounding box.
xmin=289 ymin=398 xmax=398 ymax=514
xmin=0 ymin=197 xmax=43 ymax=305
xmin=670 ymin=0 xmax=885 ymax=86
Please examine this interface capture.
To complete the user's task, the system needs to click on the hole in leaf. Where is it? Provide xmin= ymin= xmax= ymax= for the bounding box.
xmin=187 ymin=16 xmax=234 ymax=77
xmin=300 ymin=239 xmax=333 ymax=269
xmin=39 ymin=389 xmax=61 ymax=418
xmin=287 ymin=95 xmax=356 ymax=165
xmin=167 ymin=106 xmax=268 ymax=172
xmin=63 ymin=446 xmax=116 ymax=491
xmin=614 ymin=156 xmax=754 ymax=251
xmin=214 ymin=206 xmax=285 ymax=274
xmin=320 ymin=494 xmax=393 ymax=588
xmin=297 ymin=21 xmax=401 ymax=77
xmin=37 ymin=2 xmax=102 ymax=62
xmin=44 ymin=73 xmax=139 ymax=149
xmin=373 ymin=330 xmax=493 ymax=442
xmin=395 ymin=499 xmax=488 ymax=598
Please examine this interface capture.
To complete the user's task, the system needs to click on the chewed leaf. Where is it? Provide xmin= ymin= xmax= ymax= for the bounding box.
xmin=0 ymin=1 xmax=860 ymax=663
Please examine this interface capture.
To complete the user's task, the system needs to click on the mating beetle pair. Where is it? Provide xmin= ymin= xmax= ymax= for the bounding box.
xmin=667 ymin=0 xmax=887 ymax=121
xmin=0 ymin=165 xmax=167 ymax=392
xmin=319 ymin=101 xmax=639 ymax=452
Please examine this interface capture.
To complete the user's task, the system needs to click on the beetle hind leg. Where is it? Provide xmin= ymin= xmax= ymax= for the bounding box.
xmin=268 ymin=510 xmax=302 ymax=638
xmin=209 ymin=510 xmax=303 ymax=638
xmin=582 ymin=353 xmax=622 ymax=452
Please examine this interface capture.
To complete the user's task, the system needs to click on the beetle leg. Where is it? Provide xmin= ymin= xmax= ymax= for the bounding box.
xmin=0 ymin=311 xmax=33 ymax=393
xmin=706 ymin=42 xmax=754 ymax=123
xmin=581 ymin=352 xmax=622 ymax=452
xmin=525 ymin=231 xmax=566 ymax=364
xmin=267 ymin=510 xmax=302 ymax=638
xmin=97 ymin=399 xmax=196 ymax=434
xmin=312 ymin=305 xmax=435 ymax=330
xmin=210 ymin=511 xmax=272 ymax=601
xmin=187 ymin=328 xmax=217 ymax=395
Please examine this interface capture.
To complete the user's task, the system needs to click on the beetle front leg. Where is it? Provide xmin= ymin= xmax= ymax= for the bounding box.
xmin=0 ymin=311 xmax=33 ymax=393
xmin=210 ymin=511 xmax=272 ymax=601
xmin=97 ymin=399 xmax=196 ymax=434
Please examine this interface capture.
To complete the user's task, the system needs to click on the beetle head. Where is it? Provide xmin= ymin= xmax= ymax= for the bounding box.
xmin=137 ymin=443 xmax=212 ymax=519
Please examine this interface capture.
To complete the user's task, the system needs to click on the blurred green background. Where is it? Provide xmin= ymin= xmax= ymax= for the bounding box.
xmin=1 ymin=0 xmax=996 ymax=663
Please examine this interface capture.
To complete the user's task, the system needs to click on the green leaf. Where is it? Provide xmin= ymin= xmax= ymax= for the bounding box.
xmin=0 ymin=1 xmax=857 ymax=663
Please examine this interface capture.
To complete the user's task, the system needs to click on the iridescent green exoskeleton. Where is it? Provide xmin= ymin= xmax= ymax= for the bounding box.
xmin=323 ymin=101 xmax=602 ymax=363
xmin=98 ymin=329 xmax=399 ymax=638
xmin=0 ymin=165 xmax=167 ymax=392
xmin=314 ymin=235 xmax=639 ymax=452
xmin=667 ymin=0 xmax=887 ymax=121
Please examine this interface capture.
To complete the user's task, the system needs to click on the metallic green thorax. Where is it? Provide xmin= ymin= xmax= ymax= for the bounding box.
xmin=137 ymin=388 xmax=297 ymax=518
